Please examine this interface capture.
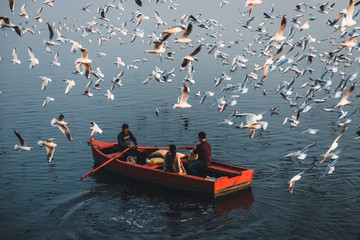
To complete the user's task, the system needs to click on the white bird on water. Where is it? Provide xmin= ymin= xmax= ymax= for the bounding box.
xmin=14 ymin=130 xmax=33 ymax=151
xmin=37 ymin=138 xmax=57 ymax=163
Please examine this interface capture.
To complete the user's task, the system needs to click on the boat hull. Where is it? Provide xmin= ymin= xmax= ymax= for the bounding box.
xmin=90 ymin=138 xmax=254 ymax=198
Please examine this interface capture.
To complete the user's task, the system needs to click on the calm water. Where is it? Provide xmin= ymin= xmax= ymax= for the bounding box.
xmin=1 ymin=0 xmax=360 ymax=239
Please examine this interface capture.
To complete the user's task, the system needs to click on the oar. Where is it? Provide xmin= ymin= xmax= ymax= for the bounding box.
xmin=80 ymin=148 xmax=130 ymax=181
xmin=137 ymin=146 xmax=195 ymax=150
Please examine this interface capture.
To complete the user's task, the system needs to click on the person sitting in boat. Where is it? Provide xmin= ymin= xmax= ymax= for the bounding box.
xmin=163 ymin=144 xmax=187 ymax=175
xmin=188 ymin=131 xmax=212 ymax=176
xmin=117 ymin=123 xmax=146 ymax=164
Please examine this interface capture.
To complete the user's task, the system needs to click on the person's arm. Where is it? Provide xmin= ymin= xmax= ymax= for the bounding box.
xmin=117 ymin=132 xmax=126 ymax=148
xmin=130 ymin=131 xmax=138 ymax=146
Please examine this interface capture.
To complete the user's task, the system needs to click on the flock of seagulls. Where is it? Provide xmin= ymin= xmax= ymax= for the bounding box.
xmin=2 ymin=0 xmax=360 ymax=194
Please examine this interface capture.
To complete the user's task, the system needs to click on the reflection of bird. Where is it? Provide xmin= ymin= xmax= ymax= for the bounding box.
xmin=51 ymin=113 xmax=73 ymax=141
xmin=320 ymin=127 xmax=348 ymax=164
xmin=173 ymin=81 xmax=192 ymax=109
xmin=90 ymin=121 xmax=103 ymax=138
xmin=14 ymin=130 xmax=33 ymax=151
xmin=38 ymin=138 xmax=57 ymax=163
xmin=288 ymin=171 xmax=304 ymax=194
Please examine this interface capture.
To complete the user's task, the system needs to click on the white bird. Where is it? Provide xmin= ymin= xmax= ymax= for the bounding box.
xmin=114 ymin=57 xmax=125 ymax=68
xmin=42 ymin=96 xmax=54 ymax=107
xmin=75 ymin=48 xmax=92 ymax=79
xmin=130 ymin=28 xmax=144 ymax=43
xmin=82 ymin=80 xmax=93 ymax=97
xmin=154 ymin=11 xmax=167 ymax=28
xmin=319 ymin=127 xmax=348 ymax=164
xmin=145 ymin=32 xmax=171 ymax=62
xmin=104 ymin=89 xmax=114 ymax=102
xmin=111 ymin=71 xmax=123 ymax=90
xmin=301 ymin=128 xmax=319 ymax=134
xmin=180 ymin=44 xmax=202 ymax=70
xmin=51 ymin=113 xmax=73 ymax=141
xmin=334 ymin=83 xmax=355 ymax=108
xmin=199 ymin=91 xmax=214 ymax=104
xmin=90 ymin=121 xmax=103 ymax=138
xmin=10 ymin=47 xmax=21 ymax=64
xmin=34 ymin=7 xmax=43 ymax=22
xmin=288 ymin=171 xmax=304 ymax=194
xmin=173 ymin=81 xmax=192 ymax=109
xmin=214 ymin=72 xmax=231 ymax=87
xmin=40 ymin=76 xmax=52 ymax=91
xmin=270 ymin=15 xmax=287 ymax=42
xmin=93 ymin=78 xmax=104 ymax=90
xmin=19 ymin=4 xmax=30 ymax=19
xmin=63 ymin=79 xmax=75 ymax=95
xmin=283 ymin=142 xmax=317 ymax=160
xmin=51 ymin=52 xmax=60 ymax=66
xmin=81 ymin=3 xmax=93 ymax=12
xmin=235 ymin=112 xmax=267 ymax=139
xmin=245 ymin=0 xmax=263 ymax=16
xmin=319 ymin=159 xmax=338 ymax=181
xmin=14 ymin=130 xmax=33 ymax=151
xmin=27 ymin=47 xmax=39 ymax=68
xmin=37 ymin=138 xmax=57 ymax=163
xmin=174 ymin=23 xmax=193 ymax=44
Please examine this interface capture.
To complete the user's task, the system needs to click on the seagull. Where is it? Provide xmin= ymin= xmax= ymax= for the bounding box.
xmin=337 ymin=107 xmax=358 ymax=127
xmin=42 ymin=96 xmax=54 ymax=107
xmin=9 ymin=0 xmax=15 ymax=14
xmin=63 ymin=79 xmax=75 ymax=95
xmin=214 ymin=72 xmax=231 ymax=87
xmin=235 ymin=112 xmax=267 ymax=139
xmin=93 ymin=78 xmax=104 ymax=90
xmin=145 ymin=32 xmax=171 ymax=62
xmin=319 ymin=159 xmax=338 ymax=181
xmin=37 ymin=138 xmax=57 ymax=163
xmin=340 ymin=0 xmax=357 ymax=32
xmin=245 ymin=0 xmax=263 ymax=16
xmin=270 ymin=15 xmax=287 ymax=42
xmin=28 ymin=47 xmax=39 ymax=68
xmin=51 ymin=52 xmax=60 ymax=66
xmin=114 ymin=57 xmax=125 ymax=68
xmin=104 ymin=89 xmax=114 ymax=102
xmin=284 ymin=142 xmax=317 ymax=160
xmin=75 ymin=48 xmax=92 ymax=79
xmin=199 ymin=91 xmax=214 ymax=104
xmin=81 ymin=3 xmax=93 ymax=12
xmin=288 ymin=171 xmax=304 ymax=194
xmin=90 ymin=121 xmax=103 ymax=138
xmin=19 ymin=4 xmax=30 ymax=19
xmin=51 ymin=113 xmax=73 ymax=141
xmin=162 ymin=25 xmax=185 ymax=35
xmin=302 ymin=128 xmax=319 ymax=134
xmin=34 ymin=7 xmax=43 ymax=22
xmin=130 ymin=28 xmax=144 ymax=43
xmin=10 ymin=47 xmax=21 ymax=64
xmin=154 ymin=11 xmax=167 ymax=28
xmin=14 ymin=130 xmax=33 ymax=151
xmin=173 ymin=81 xmax=192 ymax=109
xmin=39 ymin=76 xmax=52 ymax=91
xmin=0 ymin=16 xmax=23 ymax=36
xmin=319 ymin=127 xmax=348 ymax=164
xmin=180 ymin=44 xmax=202 ymax=70
xmin=334 ymin=83 xmax=355 ymax=108
xmin=82 ymin=80 xmax=93 ymax=97
xmin=261 ymin=44 xmax=284 ymax=83
xmin=174 ymin=23 xmax=193 ymax=43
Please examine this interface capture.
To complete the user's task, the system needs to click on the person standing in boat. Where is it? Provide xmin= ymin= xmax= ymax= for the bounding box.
xmin=163 ymin=144 xmax=187 ymax=175
xmin=117 ymin=123 xmax=146 ymax=164
xmin=188 ymin=131 xmax=212 ymax=176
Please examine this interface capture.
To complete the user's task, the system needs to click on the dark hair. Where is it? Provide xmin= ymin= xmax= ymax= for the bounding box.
xmin=198 ymin=131 xmax=206 ymax=139
xmin=122 ymin=123 xmax=129 ymax=131
xmin=169 ymin=144 xmax=176 ymax=153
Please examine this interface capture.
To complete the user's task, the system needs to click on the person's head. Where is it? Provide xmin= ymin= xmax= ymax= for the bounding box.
xmin=198 ymin=131 xmax=206 ymax=141
xmin=169 ymin=144 xmax=177 ymax=154
xmin=122 ymin=123 xmax=129 ymax=133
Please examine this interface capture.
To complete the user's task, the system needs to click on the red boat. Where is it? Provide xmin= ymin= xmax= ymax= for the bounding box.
xmin=89 ymin=138 xmax=254 ymax=198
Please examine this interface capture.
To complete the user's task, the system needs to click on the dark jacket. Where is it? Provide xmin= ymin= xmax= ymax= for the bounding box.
xmin=117 ymin=130 xmax=138 ymax=150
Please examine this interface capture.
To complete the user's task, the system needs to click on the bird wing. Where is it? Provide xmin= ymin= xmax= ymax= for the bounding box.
xmin=58 ymin=124 xmax=73 ymax=141
xmin=14 ymin=130 xmax=26 ymax=146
